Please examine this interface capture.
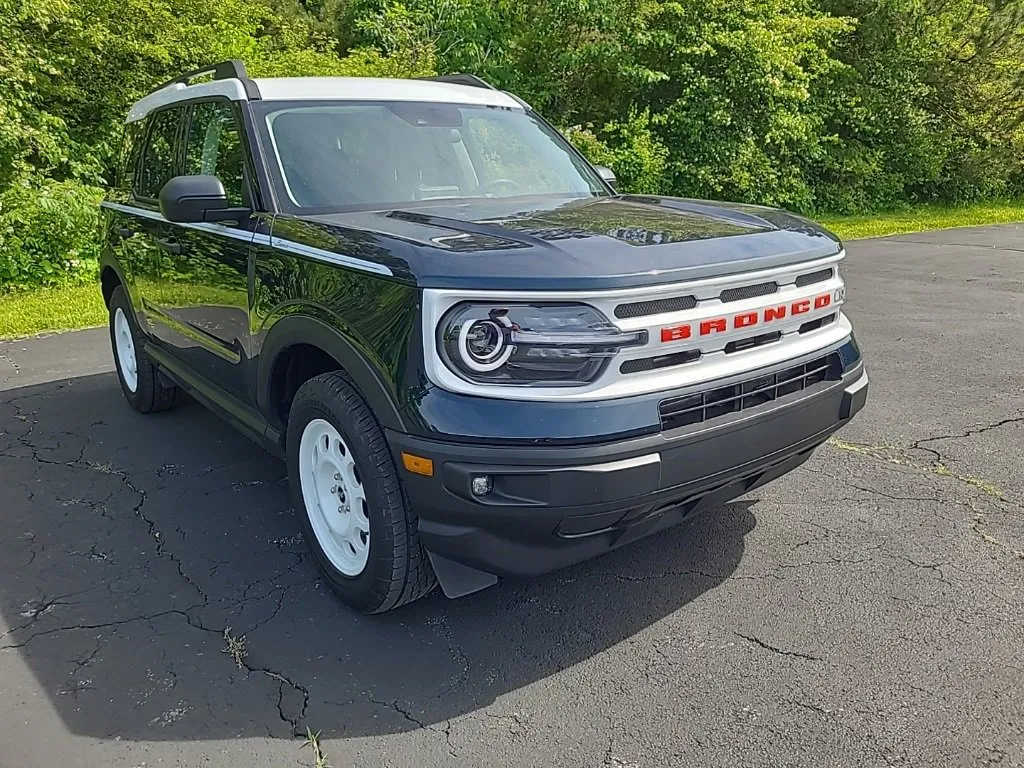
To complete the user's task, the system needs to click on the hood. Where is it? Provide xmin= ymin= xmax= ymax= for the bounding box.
xmin=289 ymin=195 xmax=842 ymax=290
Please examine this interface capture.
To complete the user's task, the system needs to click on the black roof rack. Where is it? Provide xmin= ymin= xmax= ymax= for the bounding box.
xmin=426 ymin=74 xmax=497 ymax=90
xmin=151 ymin=60 xmax=260 ymax=100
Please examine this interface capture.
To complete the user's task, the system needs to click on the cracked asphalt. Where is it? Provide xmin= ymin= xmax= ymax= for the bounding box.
xmin=2 ymin=224 xmax=1023 ymax=768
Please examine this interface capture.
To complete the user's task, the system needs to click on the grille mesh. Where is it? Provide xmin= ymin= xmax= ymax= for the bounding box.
xmin=614 ymin=294 xmax=698 ymax=319
xmin=658 ymin=353 xmax=841 ymax=431
xmin=795 ymin=268 xmax=833 ymax=287
xmin=719 ymin=281 xmax=778 ymax=303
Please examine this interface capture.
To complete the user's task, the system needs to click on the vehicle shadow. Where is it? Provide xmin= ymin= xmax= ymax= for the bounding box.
xmin=0 ymin=372 xmax=757 ymax=741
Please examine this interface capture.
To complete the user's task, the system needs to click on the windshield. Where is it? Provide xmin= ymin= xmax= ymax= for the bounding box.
xmin=253 ymin=101 xmax=607 ymax=213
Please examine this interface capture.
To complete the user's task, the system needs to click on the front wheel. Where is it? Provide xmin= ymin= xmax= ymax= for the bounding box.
xmin=286 ymin=372 xmax=437 ymax=613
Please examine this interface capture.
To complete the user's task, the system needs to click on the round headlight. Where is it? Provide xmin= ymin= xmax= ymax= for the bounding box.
xmin=456 ymin=315 xmax=513 ymax=372
xmin=438 ymin=302 xmax=645 ymax=386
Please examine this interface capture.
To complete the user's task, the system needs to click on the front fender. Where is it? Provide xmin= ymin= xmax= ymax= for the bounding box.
xmin=255 ymin=311 xmax=410 ymax=433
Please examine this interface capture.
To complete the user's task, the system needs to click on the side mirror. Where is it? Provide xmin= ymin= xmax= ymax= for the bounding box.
xmin=594 ymin=165 xmax=617 ymax=191
xmin=159 ymin=175 xmax=248 ymax=224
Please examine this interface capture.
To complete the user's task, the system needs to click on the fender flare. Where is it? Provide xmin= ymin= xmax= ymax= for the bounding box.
xmin=256 ymin=314 xmax=407 ymax=433
xmin=98 ymin=252 xmax=128 ymax=305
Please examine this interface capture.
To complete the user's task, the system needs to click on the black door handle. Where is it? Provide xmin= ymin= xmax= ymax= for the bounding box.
xmin=114 ymin=226 xmax=134 ymax=238
xmin=156 ymin=238 xmax=183 ymax=255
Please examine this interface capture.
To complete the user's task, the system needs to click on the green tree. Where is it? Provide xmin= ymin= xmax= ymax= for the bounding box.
xmin=0 ymin=0 xmax=434 ymax=290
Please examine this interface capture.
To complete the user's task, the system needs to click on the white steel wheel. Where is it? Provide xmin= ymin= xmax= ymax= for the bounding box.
xmin=298 ymin=418 xmax=371 ymax=576
xmin=113 ymin=307 xmax=139 ymax=393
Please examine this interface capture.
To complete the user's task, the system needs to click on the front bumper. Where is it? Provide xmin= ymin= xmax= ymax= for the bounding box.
xmin=389 ymin=359 xmax=868 ymax=597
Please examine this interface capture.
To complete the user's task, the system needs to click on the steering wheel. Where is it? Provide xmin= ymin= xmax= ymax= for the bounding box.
xmin=474 ymin=178 xmax=522 ymax=196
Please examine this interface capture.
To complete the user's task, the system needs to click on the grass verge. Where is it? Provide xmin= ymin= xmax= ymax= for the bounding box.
xmin=0 ymin=281 xmax=242 ymax=340
xmin=0 ymin=284 xmax=106 ymax=340
xmin=820 ymin=200 xmax=1024 ymax=240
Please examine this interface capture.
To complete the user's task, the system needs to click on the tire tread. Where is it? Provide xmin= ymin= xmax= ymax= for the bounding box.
xmin=288 ymin=371 xmax=437 ymax=613
xmin=108 ymin=286 xmax=178 ymax=414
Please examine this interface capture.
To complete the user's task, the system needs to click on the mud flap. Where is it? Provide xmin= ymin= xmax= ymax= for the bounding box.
xmin=427 ymin=551 xmax=499 ymax=599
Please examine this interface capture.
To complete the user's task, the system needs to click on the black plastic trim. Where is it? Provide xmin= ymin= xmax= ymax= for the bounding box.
xmin=256 ymin=314 xmax=408 ymax=435
xmin=720 ymin=281 xmax=778 ymax=303
xmin=387 ymin=365 xmax=867 ymax=580
xmin=150 ymin=60 xmax=261 ymax=101
xmin=620 ymin=349 xmax=701 ymax=374
xmin=614 ymin=293 xmax=697 ymax=319
xmin=146 ymin=342 xmax=283 ymax=457
xmin=795 ymin=267 xmax=833 ymax=287
xmin=426 ymin=74 xmax=496 ymax=90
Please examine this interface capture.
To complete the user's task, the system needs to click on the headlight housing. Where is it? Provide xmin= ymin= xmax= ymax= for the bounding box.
xmin=438 ymin=302 xmax=646 ymax=386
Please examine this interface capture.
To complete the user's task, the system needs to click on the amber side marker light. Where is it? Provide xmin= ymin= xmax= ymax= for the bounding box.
xmin=401 ymin=452 xmax=434 ymax=477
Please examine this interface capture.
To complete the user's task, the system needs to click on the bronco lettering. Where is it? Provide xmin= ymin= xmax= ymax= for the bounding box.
xmin=661 ymin=292 xmax=834 ymax=342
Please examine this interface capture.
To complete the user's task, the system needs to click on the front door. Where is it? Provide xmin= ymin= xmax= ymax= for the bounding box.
xmin=155 ymin=99 xmax=256 ymax=397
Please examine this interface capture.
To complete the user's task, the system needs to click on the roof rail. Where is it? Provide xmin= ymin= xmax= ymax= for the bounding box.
xmin=427 ymin=73 xmax=497 ymax=90
xmin=151 ymin=60 xmax=260 ymax=99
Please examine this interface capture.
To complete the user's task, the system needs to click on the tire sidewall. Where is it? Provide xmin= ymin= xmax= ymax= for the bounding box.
xmin=108 ymin=286 xmax=153 ymax=411
xmin=287 ymin=380 xmax=402 ymax=611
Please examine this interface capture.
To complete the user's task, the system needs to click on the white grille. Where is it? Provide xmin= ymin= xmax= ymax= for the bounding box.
xmin=422 ymin=251 xmax=851 ymax=402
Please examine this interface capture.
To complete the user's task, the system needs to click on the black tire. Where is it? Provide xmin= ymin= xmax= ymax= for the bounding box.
xmin=107 ymin=285 xmax=178 ymax=413
xmin=286 ymin=371 xmax=437 ymax=613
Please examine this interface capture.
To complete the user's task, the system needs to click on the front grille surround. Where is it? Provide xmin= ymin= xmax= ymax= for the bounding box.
xmin=421 ymin=251 xmax=848 ymax=402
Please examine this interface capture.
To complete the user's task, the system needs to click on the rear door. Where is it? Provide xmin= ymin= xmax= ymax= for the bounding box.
xmin=114 ymin=106 xmax=188 ymax=344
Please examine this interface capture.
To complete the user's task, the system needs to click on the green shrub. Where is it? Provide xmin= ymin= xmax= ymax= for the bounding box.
xmin=0 ymin=180 xmax=103 ymax=291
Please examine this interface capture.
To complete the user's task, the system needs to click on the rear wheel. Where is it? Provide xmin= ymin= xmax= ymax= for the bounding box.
xmin=287 ymin=371 xmax=437 ymax=613
xmin=107 ymin=286 xmax=177 ymax=413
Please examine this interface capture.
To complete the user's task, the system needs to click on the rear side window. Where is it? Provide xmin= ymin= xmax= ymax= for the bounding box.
xmin=118 ymin=122 xmax=146 ymax=191
xmin=136 ymin=108 xmax=183 ymax=200
xmin=184 ymin=101 xmax=246 ymax=206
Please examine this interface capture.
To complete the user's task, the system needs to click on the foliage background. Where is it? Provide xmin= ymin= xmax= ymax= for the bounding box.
xmin=1 ymin=0 xmax=1022 ymax=289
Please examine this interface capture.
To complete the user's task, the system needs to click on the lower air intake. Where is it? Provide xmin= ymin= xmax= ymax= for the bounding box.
xmin=658 ymin=353 xmax=842 ymax=431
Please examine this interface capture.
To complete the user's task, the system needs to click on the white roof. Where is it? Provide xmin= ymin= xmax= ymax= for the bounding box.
xmin=127 ymin=79 xmax=248 ymax=123
xmin=126 ymin=75 xmax=522 ymax=123
xmin=253 ymin=77 xmax=522 ymax=107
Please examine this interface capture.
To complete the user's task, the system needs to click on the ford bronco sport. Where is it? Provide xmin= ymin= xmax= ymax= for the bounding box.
xmin=100 ymin=61 xmax=868 ymax=613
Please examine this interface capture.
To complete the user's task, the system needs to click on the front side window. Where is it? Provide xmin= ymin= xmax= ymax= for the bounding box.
xmin=255 ymin=101 xmax=606 ymax=213
xmin=136 ymin=108 xmax=183 ymax=200
xmin=185 ymin=101 xmax=246 ymax=206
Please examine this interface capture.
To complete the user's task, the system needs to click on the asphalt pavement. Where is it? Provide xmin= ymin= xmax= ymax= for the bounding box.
xmin=1 ymin=224 xmax=1022 ymax=768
